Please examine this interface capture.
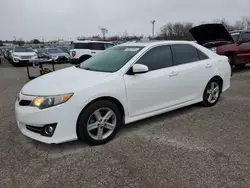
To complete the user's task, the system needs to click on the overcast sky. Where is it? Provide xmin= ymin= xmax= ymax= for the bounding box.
xmin=0 ymin=0 xmax=249 ymax=41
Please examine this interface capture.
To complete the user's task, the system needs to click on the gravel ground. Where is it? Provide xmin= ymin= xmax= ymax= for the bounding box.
xmin=0 ymin=59 xmax=250 ymax=188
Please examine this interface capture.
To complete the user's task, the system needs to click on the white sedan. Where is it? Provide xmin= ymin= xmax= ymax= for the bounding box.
xmin=15 ymin=41 xmax=231 ymax=145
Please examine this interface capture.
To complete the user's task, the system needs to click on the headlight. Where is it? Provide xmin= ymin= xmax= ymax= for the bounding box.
xmin=30 ymin=93 xmax=73 ymax=109
xmin=13 ymin=54 xmax=20 ymax=58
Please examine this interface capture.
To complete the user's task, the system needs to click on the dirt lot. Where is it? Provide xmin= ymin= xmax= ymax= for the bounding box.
xmin=0 ymin=59 xmax=250 ymax=188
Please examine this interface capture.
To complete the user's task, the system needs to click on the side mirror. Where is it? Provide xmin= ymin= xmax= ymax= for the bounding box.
xmin=238 ymin=38 xmax=250 ymax=45
xmin=132 ymin=64 xmax=149 ymax=74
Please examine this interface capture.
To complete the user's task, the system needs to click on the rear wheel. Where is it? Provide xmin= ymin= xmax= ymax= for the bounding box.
xmin=201 ymin=78 xmax=222 ymax=107
xmin=77 ymin=100 xmax=122 ymax=145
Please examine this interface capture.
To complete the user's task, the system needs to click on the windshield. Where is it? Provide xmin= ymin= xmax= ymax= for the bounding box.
xmin=14 ymin=47 xmax=34 ymax=52
xmin=230 ymin=33 xmax=240 ymax=42
xmin=79 ymin=46 xmax=144 ymax=72
xmin=48 ymin=48 xmax=63 ymax=53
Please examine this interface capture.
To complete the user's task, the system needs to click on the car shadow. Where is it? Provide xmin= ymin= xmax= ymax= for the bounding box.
xmin=233 ymin=65 xmax=250 ymax=74
xmin=118 ymin=103 xmax=201 ymax=136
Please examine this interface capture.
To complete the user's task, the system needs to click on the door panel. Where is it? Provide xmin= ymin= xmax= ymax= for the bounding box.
xmin=173 ymin=59 xmax=213 ymax=103
xmin=237 ymin=32 xmax=250 ymax=62
xmin=124 ymin=66 xmax=179 ymax=117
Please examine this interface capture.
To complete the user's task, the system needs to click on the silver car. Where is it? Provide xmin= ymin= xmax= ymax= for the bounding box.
xmin=44 ymin=48 xmax=70 ymax=63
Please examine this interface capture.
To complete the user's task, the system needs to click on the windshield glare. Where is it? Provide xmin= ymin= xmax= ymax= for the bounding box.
xmin=48 ymin=48 xmax=63 ymax=53
xmin=79 ymin=46 xmax=144 ymax=72
xmin=14 ymin=47 xmax=34 ymax=52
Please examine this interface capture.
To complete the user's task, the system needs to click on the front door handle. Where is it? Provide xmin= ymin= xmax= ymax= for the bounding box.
xmin=205 ymin=64 xmax=212 ymax=68
xmin=169 ymin=71 xmax=178 ymax=77
xmin=91 ymin=52 xmax=96 ymax=54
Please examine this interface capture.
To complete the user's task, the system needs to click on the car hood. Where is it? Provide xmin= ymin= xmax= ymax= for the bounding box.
xmin=189 ymin=24 xmax=234 ymax=45
xmin=13 ymin=52 xmax=36 ymax=56
xmin=21 ymin=66 xmax=111 ymax=96
xmin=49 ymin=52 xmax=69 ymax=56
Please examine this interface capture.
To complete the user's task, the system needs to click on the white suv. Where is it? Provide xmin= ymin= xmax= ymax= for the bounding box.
xmin=70 ymin=40 xmax=114 ymax=64
xmin=11 ymin=47 xmax=38 ymax=66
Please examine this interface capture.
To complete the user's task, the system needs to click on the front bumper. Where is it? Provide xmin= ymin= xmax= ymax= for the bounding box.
xmin=15 ymin=93 xmax=79 ymax=144
xmin=13 ymin=57 xmax=38 ymax=64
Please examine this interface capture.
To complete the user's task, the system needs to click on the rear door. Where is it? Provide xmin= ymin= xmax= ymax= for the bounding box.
xmin=237 ymin=32 xmax=250 ymax=62
xmin=170 ymin=44 xmax=213 ymax=103
xmin=90 ymin=43 xmax=105 ymax=56
xmin=70 ymin=42 xmax=91 ymax=59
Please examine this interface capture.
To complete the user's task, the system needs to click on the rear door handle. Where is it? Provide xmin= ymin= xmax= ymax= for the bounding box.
xmin=91 ymin=52 xmax=96 ymax=54
xmin=169 ymin=71 xmax=178 ymax=77
xmin=205 ymin=64 xmax=212 ymax=68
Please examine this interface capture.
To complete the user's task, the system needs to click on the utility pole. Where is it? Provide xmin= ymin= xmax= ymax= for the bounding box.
xmin=99 ymin=27 xmax=108 ymax=40
xmin=150 ymin=20 xmax=155 ymax=38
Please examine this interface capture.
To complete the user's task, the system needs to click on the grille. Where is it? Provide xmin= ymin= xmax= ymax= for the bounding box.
xmin=26 ymin=125 xmax=43 ymax=134
xmin=21 ymin=56 xmax=32 ymax=59
xmin=19 ymin=100 xmax=32 ymax=106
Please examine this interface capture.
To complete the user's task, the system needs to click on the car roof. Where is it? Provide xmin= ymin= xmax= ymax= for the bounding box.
xmin=230 ymin=30 xmax=250 ymax=33
xmin=73 ymin=40 xmax=113 ymax=44
xmin=118 ymin=40 xmax=197 ymax=47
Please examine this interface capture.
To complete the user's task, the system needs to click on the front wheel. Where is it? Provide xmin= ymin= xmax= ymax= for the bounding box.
xmin=77 ymin=100 xmax=122 ymax=145
xmin=201 ymin=78 xmax=222 ymax=107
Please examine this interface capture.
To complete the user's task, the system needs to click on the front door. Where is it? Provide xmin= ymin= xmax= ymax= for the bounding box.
xmin=123 ymin=45 xmax=178 ymax=117
xmin=237 ymin=32 xmax=250 ymax=62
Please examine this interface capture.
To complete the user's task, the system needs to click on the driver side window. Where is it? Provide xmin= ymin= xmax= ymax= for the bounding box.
xmin=241 ymin=32 xmax=250 ymax=41
xmin=136 ymin=45 xmax=173 ymax=71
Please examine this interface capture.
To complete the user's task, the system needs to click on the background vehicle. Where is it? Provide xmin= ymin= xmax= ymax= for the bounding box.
xmin=190 ymin=24 xmax=250 ymax=68
xmin=42 ymin=48 xmax=70 ymax=63
xmin=70 ymin=40 xmax=114 ymax=64
xmin=16 ymin=41 xmax=231 ymax=145
xmin=11 ymin=47 xmax=38 ymax=66
xmin=57 ymin=46 xmax=71 ymax=54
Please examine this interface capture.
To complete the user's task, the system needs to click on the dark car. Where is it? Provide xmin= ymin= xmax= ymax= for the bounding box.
xmin=190 ymin=24 xmax=250 ymax=69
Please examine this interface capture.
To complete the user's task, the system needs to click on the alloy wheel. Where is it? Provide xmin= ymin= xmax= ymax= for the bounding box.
xmin=206 ymin=82 xmax=220 ymax=104
xmin=87 ymin=108 xmax=117 ymax=141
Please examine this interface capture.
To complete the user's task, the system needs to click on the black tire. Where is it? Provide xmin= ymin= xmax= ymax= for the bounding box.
xmin=228 ymin=53 xmax=236 ymax=76
xmin=77 ymin=100 xmax=122 ymax=145
xmin=235 ymin=64 xmax=246 ymax=68
xmin=201 ymin=78 xmax=222 ymax=107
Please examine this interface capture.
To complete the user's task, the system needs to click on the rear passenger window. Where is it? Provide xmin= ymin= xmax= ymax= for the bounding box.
xmin=136 ymin=45 xmax=173 ymax=71
xmin=197 ymin=50 xmax=209 ymax=60
xmin=73 ymin=43 xmax=91 ymax=49
xmin=91 ymin=43 xmax=105 ymax=50
xmin=171 ymin=44 xmax=200 ymax=65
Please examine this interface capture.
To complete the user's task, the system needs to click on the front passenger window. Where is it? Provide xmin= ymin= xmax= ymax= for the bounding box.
xmin=136 ymin=45 xmax=173 ymax=71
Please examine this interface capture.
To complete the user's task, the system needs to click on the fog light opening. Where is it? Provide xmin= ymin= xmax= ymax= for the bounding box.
xmin=44 ymin=126 xmax=55 ymax=136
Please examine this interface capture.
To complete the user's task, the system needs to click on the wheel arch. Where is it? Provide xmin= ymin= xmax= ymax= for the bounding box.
xmin=76 ymin=96 xmax=126 ymax=136
xmin=79 ymin=55 xmax=92 ymax=60
xmin=209 ymin=75 xmax=223 ymax=93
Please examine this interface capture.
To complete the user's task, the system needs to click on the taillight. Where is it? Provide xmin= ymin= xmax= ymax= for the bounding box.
xmin=72 ymin=51 xmax=76 ymax=57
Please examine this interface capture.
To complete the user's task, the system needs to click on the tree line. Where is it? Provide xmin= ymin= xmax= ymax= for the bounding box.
xmin=1 ymin=17 xmax=250 ymax=45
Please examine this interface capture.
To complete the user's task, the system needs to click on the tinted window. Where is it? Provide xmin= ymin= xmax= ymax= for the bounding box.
xmin=241 ymin=32 xmax=250 ymax=40
xmin=14 ymin=47 xmax=34 ymax=52
xmin=136 ymin=45 xmax=173 ymax=71
xmin=79 ymin=46 xmax=143 ymax=72
xmin=197 ymin=50 xmax=209 ymax=60
xmin=171 ymin=44 xmax=200 ymax=65
xmin=231 ymin=33 xmax=240 ymax=41
xmin=91 ymin=43 xmax=105 ymax=50
xmin=73 ymin=43 xmax=91 ymax=49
